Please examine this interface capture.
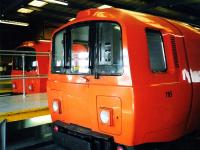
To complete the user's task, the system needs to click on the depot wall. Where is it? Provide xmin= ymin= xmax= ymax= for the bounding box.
xmin=0 ymin=22 xmax=55 ymax=50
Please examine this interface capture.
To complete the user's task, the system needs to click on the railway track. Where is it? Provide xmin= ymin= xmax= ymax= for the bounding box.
xmin=19 ymin=134 xmax=200 ymax=150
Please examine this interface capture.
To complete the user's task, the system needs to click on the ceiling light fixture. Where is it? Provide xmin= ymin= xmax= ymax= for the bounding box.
xmin=17 ymin=8 xmax=34 ymax=14
xmin=44 ymin=0 xmax=68 ymax=6
xmin=98 ymin=5 xmax=112 ymax=9
xmin=68 ymin=18 xmax=75 ymax=21
xmin=194 ymin=27 xmax=200 ymax=32
xmin=0 ymin=19 xmax=29 ymax=26
xmin=28 ymin=0 xmax=47 ymax=7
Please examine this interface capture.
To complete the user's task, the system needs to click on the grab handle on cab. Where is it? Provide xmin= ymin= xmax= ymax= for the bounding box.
xmin=80 ymin=76 xmax=90 ymax=82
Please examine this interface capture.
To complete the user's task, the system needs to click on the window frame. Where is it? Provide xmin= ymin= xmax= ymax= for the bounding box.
xmin=51 ymin=21 xmax=124 ymax=76
xmin=13 ymin=47 xmax=37 ymax=71
xmin=70 ymin=24 xmax=90 ymax=75
xmin=95 ymin=22 xmax=123 ymax=76
xmin=51 ymin=29 xmax=67 ymax=74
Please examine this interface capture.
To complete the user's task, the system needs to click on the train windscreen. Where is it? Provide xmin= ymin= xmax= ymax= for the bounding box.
xmin=13 ymin=47 xmax=37 ymax=71
xmin=52 ymin=21 xmax=123 ymax=76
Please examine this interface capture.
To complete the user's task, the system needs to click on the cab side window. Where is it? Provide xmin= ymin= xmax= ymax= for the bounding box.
xmin=52 ymin=30 xmax=65 ymax=73
xmin=146 ymin=29 xmax=167 ymax=72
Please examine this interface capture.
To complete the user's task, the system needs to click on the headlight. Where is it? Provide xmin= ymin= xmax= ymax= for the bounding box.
xmin=99 ymin=108 xmax=113 ymax=126
xmin=52 ymin=100 xmax=61 ymax=113
xmin=28 ymin=85 xmax=33 ymax=91
xmin=100 ymin=110 xmax=109 ymax=124
xmin=12 ymin=83 xmax=16 ymax=89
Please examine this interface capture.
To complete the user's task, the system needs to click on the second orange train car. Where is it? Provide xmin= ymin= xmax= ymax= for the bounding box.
xmin=12 ymin=40 xmax=51 ymax=94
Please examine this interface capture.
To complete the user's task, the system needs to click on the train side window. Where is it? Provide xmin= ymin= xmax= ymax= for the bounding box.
xmin=13 ymin=47 xmax=36 ymax=71
xmin=146 ymin=30 xmax=167 ymax=72
xmin=25 ymin=55 xmax=37 ymax=71
xmin=52 ymin=30 xmax=65 ymax=73
xmin=13 ymin=56 xmax=23 ymax=70
xmin=97 ymin=22 xmax=123 ymax=75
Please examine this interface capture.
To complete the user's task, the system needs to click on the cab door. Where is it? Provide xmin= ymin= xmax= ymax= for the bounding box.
xmin=61 ymin=25 xmax=92 ymax=127
xmin=88 ymin=22 xmax=133 ymax=139
xmin=49 ymin=25 xmax=91 ymax=127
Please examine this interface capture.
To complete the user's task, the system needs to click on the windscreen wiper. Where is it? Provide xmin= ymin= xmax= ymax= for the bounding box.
xmin=94 ymin=23 xmax=101 ymax=79
xmin=63 ymin=30 xmax=71 ymax=69
xmin=89 ymin=23 xmax=95 ymax=72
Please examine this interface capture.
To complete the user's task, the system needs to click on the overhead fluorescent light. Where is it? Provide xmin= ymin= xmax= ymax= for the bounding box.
xmin=0 ymin=19 xmax=29 ymax=26
xmin=98 ymin=5 xmax=112 ymax=9
xmin=68 ymin=18 xmax=75 ymax=21
xmin=28 ymin=0 xmax=47 ymax=7
xmin=44 ymin=0 xmax=68 ymax=6
xmin=17 ymin=8 xmax=34 ymax=14
xmin=194 ymin=27 xmax=200 ymax=30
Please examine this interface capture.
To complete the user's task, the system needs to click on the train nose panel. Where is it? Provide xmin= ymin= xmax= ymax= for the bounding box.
xmin=97 ymin=96 xmax=122 ymax=135
xmin=61 ymin=83 xmax=91 ymax=128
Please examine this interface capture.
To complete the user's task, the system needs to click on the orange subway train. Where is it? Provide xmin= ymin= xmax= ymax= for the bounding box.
xmin=12 ymin=40 xmax=51 ymax=94
xmin=47 ymin=8 xmax=200 ymax=150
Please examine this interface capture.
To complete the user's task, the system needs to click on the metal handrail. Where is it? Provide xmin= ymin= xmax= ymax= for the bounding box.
xmin=0 ymin=51 xmax=50 ymax=97
xmin=0 ymin=50 xmax=50 ymax=54
xmin=0 ymin=74 xmax=48 ymax=80
xmin=0 ymin=50 xmax=50 ymax=57
xmin=0 ymin=54 xmax=50 ymax=56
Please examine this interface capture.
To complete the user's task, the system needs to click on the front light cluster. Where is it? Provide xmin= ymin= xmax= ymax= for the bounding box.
xmin=52 ymin=99 xmax=61 ymax=114
xmin=100 ymin=110 xmax=110 ymax=124
xmin=28 ymin=85 xmax=33 ymax=91
xmin=99 ymin=108 xmax=113 ymax=126
xmin=12 ymin=83 xmax=16 ymax=89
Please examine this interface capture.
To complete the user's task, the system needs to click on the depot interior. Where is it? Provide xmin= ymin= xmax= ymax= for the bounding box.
xmin=1 ymin=0 xmax=200 ymax=73
xmin=0 ymin=0 xmax=200 ymax=149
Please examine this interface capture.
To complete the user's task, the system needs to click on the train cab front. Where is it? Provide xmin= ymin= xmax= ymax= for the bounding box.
xmin=12 ymin=45 xmax=39 ymax=94
xmin=48 ymin=9 xmax=135 ymax=150
xmin=11 ymin=70 xmax=23 ymax=93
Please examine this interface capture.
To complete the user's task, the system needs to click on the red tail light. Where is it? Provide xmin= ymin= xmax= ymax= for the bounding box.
xmin=53 ymin=125 xmax=59 ymax=132
xmin=117 ymin=145 xmax=124 ymax=150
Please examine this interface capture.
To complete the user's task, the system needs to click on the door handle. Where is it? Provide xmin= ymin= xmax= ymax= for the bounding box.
xmin=80 ymin=76 xmax=90 ymax=82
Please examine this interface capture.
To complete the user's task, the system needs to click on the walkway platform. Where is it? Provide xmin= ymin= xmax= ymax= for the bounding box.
xmin=0 ymin=80 xmax=12 ymax=94
xmin=0 ymin=93 xmax=49 ymax=122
